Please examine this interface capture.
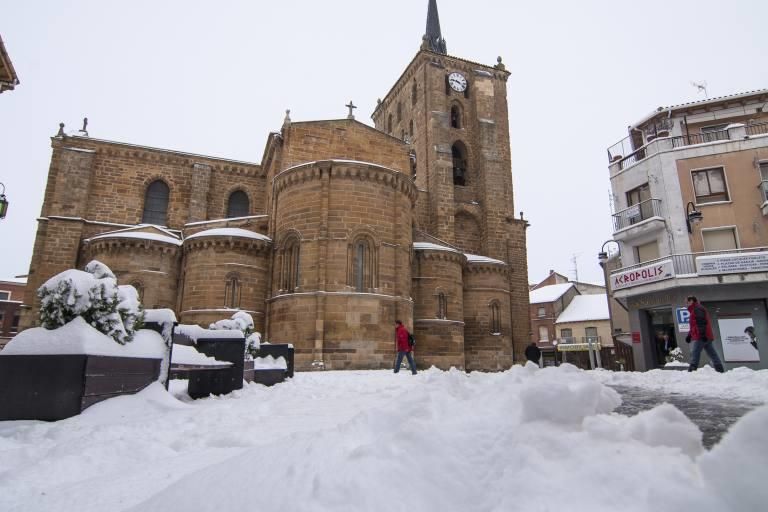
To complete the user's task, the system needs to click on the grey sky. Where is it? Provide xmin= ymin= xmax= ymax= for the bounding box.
xmin=1 ymin=0 xmax=766 ymax=286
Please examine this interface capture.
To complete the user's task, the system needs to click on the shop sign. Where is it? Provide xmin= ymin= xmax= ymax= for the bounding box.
xmin=718 ymin=317 xmax=760 ymax=363
xmin=613 ymin=260 xmax=674 ymax=290
xmin=696 ymin=251 xmax=768 ymax=275
xmin=557 ymin=343 xmax=601 ymax=352
xmin=631 ymin=332 xmax=641 ymax=344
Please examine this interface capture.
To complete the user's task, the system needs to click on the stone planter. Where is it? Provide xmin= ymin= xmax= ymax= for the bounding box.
xmin=187 ymin=337 xmax=245 ymax=397
xmin=0 ymin=355 xmax=161 ymax=421
xmin=251 ymin=368 xmax=287 ymax=387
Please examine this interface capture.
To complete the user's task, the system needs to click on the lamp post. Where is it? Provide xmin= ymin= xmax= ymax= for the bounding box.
xmin=0 ymin=182 xmax=8 ymax=219
xmin=596 ymin=240 xmax=621 ymax=370
xmin=685 ymin=201 xmax=703 ymax=233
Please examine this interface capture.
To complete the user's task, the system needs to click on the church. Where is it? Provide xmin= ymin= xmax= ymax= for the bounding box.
xmin=21 ymin=1 xmax=531 ymax=371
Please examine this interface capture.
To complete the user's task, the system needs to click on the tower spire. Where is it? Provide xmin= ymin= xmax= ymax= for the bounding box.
xmin=424 ymin=0 xmax=447 ymax=54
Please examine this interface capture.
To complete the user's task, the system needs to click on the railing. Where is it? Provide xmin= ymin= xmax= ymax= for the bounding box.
xmin=610 ymin=246 xmax=768 ymax=279
xmin=670 ymin=130 xmax=730 ymax=148
xmin=612 ymin=198 xmax=663 ymax=231
xmin=746 ymin=122 xmax=768 ymax=136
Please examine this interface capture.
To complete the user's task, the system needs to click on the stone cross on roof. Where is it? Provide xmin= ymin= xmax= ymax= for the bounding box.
xmin=346 ymin=101 xmax=357 ymax=120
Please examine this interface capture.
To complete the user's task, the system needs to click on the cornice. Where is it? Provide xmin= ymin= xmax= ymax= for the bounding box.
xmin=464 ymin=262 xmax=509 ymax=276
xmin=274 ymin=160 xmax=419 ymax=205
xmin=183 ymin=236 xmax=272 ymax=254
xmin=84 ymin=238 xmax=182 ymax=256
xmin=415 ymin=249 xmax=466 ymax=266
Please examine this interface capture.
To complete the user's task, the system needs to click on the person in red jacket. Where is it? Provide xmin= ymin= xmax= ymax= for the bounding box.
xmin=685 ymin=296 xmax=725 ymax=373
xmin=394 ymin=320 xmax=417 ymax=375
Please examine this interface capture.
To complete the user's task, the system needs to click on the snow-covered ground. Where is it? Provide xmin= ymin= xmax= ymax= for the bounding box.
xmin=1 ymin=364 xmax=766 ymax=512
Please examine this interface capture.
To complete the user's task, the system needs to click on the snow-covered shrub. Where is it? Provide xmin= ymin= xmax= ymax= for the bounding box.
xmin=38 ymin=260 xmax=144 ymax=344
xmin=209 ymin=311 xmax=261 ymax=359
xmin=666 ymin=347 xmax=684 ymax=363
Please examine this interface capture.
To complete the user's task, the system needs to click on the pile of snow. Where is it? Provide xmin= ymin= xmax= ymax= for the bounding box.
xmin=143 ymin=309 xmax=177 ymax=325
xmin=170 ymin=345 xmax=231 ymax=367
xmin=1 ymin=317 xmax=165 ymax=359
xmin=174 ymin=324 xmax=244 ymax=342
xmin=209 ymin=311 xmax=260 ymax=359
xmin=529 ymin=282 xmax=575 ymax=304
xmin=252 ymin=355 xmax=287 ymax=370
xmin=0 ymin=365 xmax=766 ymax=512
xmin=184 ymin=228 xmax=271 ymax=242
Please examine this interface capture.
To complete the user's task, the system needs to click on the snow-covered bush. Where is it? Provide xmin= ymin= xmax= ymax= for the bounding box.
xmin=38 ymin=260 xmax=144 ymax=344
xmin=666 ymin=347 xmax=684 ymax=363
xmin=209 ymin=311 xmax=261 ymax=359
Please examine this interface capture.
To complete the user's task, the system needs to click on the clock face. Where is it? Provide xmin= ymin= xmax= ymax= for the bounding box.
xmin=448 ymin=72 xmax=467 ymax=92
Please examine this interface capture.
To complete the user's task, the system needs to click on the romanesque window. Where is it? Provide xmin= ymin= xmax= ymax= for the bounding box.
xmin=411 ymin=81 xmax=418 ymax=106
xmin=224 ymin=274 xmax=241 ymax=308
xmin=409 ymin=120 xmax=414 ymax=138
xmin=349 ymin=236 xmax=377 ymax=292
xmin=437 ymin=292 xmax=448 ymax=319
xmin=397 ymin=101 xmax=402 ymax=123
xmin=490 ymin=301 xmax=501 ymax=334
xmin=227 ymin=190 xmax=250 ymax=218
xmin=130 ymin=281 xmax=145 ymax=302
xmin=142 ymin=180 xmax=170 ymax=226
xmin=387 ymin=114 xmax=393 ymax=134
xmin=452 ymin=142 xmax=468 ymax=186
xmin=450 ymin=104 xmax=462 ymax=129
xmin=281 ymin=237 xmax=301 ymax=293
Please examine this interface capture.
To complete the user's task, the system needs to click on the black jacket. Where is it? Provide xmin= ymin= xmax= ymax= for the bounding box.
xmin=525 ymin=344 xmax=541 ymax=362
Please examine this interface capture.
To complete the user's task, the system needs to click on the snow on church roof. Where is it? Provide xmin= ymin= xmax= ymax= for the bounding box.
xmin=88 ymin=231 xmax=183 ymax=246
xmin=556 ymin=294 xmax=610 ymax=324
xmin=184 ymin=228 xmax=272 ymax=242
xmin=465 ymin=254 xmax=506 ymax=265
xmin=413 ymin=242 xmax=462 ymax=253
xmin=529 ymin=283 xmax=575 ymax=304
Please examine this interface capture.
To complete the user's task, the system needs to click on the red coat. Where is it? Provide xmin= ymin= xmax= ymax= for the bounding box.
xmin=396 ymin=324 xmax=412 ymax=352
xmin=688 ymin=303 xmax=714 ymax=341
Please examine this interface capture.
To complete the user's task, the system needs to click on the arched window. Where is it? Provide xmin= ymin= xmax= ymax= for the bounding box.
xmin=349 ymin=236 xmax=378 ymax=292
xmin=411 ymin=81 xmax=418 ymax=106
xmin=397 ymin=101 xmax=402 ymax=123
xmin=224 ymin=274 xmax=241 ymax=308
xmin=227 ymin=190 xmax=249 ymax=218
xmin=281 ymin=236 xmax=301 ymax=293
xmin=437 ymin=292 xmax=448 ymax=319
xmin=450 ymin=104 xmax=462 ymax=129
xmin=130 ymin=281 xmax=144 ymax=302
xmin=387 ymin=114 xmax=393 ymax=134
xmin=452 ymin=142 xmax=468 ymax=186
xmin=142 ymin=180 xmax=170 ymax=226
xmin=490 ymin=301 xmax=501 ymax=334
xmin=409 ymin=119 xmax=414 ymax=138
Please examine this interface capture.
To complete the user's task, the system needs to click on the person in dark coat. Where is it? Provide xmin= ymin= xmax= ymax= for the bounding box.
xmin=394 ymin=320 xmax=417 ymax=375
xmin=685 ymin=296 xmax=725 ymax=373
xmin=524 ymin=342 xmax=541 ymax=366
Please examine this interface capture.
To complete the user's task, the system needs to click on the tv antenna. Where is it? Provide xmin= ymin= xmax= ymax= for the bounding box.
xmin=691 ymin=81 xmax=708 ymax=98
xmin=571 ymin=253 xmax=580 ymax=283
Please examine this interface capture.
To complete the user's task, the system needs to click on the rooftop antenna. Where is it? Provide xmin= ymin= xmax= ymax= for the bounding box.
xmin=691 ymin=81 xmax=708 ymax=99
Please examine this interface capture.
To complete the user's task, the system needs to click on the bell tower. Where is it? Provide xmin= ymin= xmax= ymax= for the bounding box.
xmin=372 ymin=0 xmax=531 ymax=362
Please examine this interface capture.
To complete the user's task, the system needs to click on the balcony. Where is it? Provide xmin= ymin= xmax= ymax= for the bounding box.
xmin=607 ymin=122 xmax=768 ymax=172
xmin=612 ymin=198 xmax=665 ymax=243
xmin=609 ymin=246 xmax=768 ymax=293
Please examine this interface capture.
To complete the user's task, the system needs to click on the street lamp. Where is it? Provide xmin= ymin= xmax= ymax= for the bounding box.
xmin=685 ymin=201 xmax=703 ymax=233
xmin=598 ymin=240 xmax=620 ymax=267
xmin=0 ymin=183 xmax=8 ymax=219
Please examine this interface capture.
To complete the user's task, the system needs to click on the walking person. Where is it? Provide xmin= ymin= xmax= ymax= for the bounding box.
xmin=394 ymin=320 xmax=417 ymax=375
xmin=685 ymin=296 xmax=725 ymax=373
xmin=524 ymin=342 xmax=541 ymax=366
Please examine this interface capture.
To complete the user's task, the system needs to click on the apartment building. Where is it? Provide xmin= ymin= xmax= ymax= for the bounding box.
xmin=606 ymin=89 xmax=768 ymax=371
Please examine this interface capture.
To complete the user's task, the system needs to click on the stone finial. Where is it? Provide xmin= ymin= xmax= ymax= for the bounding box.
xmin=519 ymin=211 xmax=524 ymax=220
xmin=495 ymin=56 xmax=506 ymax=71
xmin=56 ymin=123 xmax=65 ymax=137
xmin=283 ymin=109 xmax=291 ymax=127
xmin=420 ymin=34 xmax=429 ymax=51
xmin=79 ymin=117 xmax=89 ymax=137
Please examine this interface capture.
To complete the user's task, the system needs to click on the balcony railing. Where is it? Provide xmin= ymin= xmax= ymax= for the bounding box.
xmin=612 ymin=198 xmax=663 ymax=231
xmin=610 ymin=246 xmax=768 ymax=281
xmin=746 ymin=122 xmax=768 ymax=136
xmin=670 ymin=129 xmax=730 ymax=148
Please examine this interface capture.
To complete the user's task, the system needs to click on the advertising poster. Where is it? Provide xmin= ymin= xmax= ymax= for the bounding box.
xmin=717 ymin=317 xmax=760 ymax=363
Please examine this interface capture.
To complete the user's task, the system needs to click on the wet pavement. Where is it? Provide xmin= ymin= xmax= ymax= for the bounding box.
xmin=610 ymin=385 xmax=761 ymax=449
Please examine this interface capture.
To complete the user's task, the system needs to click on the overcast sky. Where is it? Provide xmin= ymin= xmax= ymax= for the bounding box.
xmin=1 ymin=0 xmax=767 ymax=286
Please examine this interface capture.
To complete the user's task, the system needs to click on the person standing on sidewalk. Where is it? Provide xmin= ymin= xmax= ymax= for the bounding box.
xmin=394 ymin=320 xmax=417 ymax=375
xmin=685 ymin=296 xmax=725 ymax=373
xmin=524 ymin=342 xmax=541 ymax=366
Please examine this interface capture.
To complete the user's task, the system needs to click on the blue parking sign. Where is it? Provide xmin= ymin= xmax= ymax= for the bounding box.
xmin=676 ymin=307 xmax=690 ymax=333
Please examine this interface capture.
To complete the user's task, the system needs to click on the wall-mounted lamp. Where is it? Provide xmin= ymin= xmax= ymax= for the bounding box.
xmin=0 ymin=183 xmax=8 ymax=219
xmin=598 ymin=240 xmax=620 ymax=267
xmin=685 ymin=201 xmax=703 ymax=234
